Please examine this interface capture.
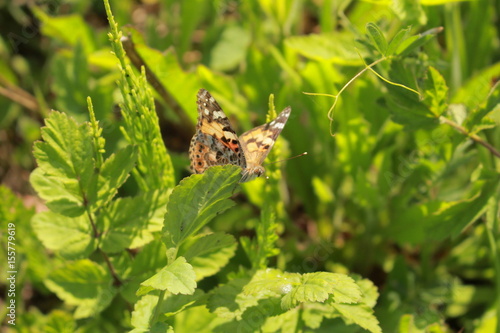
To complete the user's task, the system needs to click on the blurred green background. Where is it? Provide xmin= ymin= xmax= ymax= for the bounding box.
xmin=1 ymin=0 xmax=500 ymax=332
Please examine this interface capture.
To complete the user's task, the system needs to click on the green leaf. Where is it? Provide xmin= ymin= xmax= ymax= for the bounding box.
xmin=463 ymin=85 xmax=500 ymax=134
xmin=31 ymin=211 xmax=96 ymax=259
xmin=386 ymin=27 xmax=411 ymax=56
xmin=281 ymin=272 xmax=362 ymax=309
xmin=30 ymin=168 xmax=85 ymax=217
xmin=43 ymin=310 xmax=76 ymax=333
xmin=386 ymin=63 xmax=439 ymax=128
xmin=0 ymin=186 xmax=50 ymax=282
xmin=171 ymin=305 xmax=221 ymax=333
xmin=244 ymin=269 xmax=300 ymax=297
xmin=285 ymin=32 xmax=363 ymax=64
xmin=425 ymin=177 xmax=500 ymax=240
xmin=423 ymin=66 xmax=448 ymax=117
xmin=355 ymin=277 xmax=379 ymax=309
xmin=160 ymin=290 xmax=206 ymax=317
xmin=45 ymin=259 xmax=115 ymax=319
xmin=33 ymin=110 xmax=93 ymax=180
xmin=138 ymin=257 xmax=196 ymax=295
xmin=332 ymin=303 xmax=382 ymax=333
xmin=181 ymin=232 xmax=237 ymax=281
xmin=397 ymin=28 xmax=441 ymax=57
xmin=209 ymin=24 xmax=251 ymax=71
xmin=366 ymin=23 xmax=388 ymax=55
xmin=225 ymin=298 xmax=285 ymax=332
xmin=95 ymin=145 xmax=138 ymax=207
xmin=207 ymin=278 xmax=254 ymax=319
xmin=133 ymin=41 xmax=200 ymax=123
xmin=31 ymin=111 xmax=95 ymax=216
xmin=262 ymin=308 xmax=300 ymax=332
xmin=130 ymin=294 xmax=158 ymax=331
xmin=32 ymin=8 xmax=96 ymax=53
xmin=244 ymin=269 xmax=362 ymax=310
xmin=100 ymin=190 xmax=169 ymax=253
xmin=452 ymin=62 xmax=500 ymax=109
xmin=162 ymin=165 xmax=241 ymax=250
xmin=178 ymin=0 xmax=210 ymax=55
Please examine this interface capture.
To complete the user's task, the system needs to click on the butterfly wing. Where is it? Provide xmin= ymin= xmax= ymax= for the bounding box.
xmin=239 ymin=106 xmax=291 ymax=168
xmin=189 ymin=89 xmax=247 ymax=174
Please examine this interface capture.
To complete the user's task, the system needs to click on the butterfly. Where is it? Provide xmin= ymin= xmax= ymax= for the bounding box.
xmin=189 ymin=89 xmax=291 ymax=182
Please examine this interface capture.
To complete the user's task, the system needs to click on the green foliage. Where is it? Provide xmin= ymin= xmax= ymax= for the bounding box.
xmin=162 ymin=165 xmax=241 ymax=253
xmin=2 ymin=0 xmax=500 ymax=332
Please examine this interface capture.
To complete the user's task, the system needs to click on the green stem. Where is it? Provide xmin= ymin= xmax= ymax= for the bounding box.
xmin=151 ymin=290 xmax=167 ymax=326
xmin=439 ymin=116 xmax=500 ymax=159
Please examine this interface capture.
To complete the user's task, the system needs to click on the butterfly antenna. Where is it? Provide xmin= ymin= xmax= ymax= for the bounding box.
xmin=265 ymin=152 xmax=308 ymax=166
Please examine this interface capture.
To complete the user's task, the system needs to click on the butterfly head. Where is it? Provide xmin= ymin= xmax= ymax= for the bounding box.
xmin=239 ymin=165 xmax=265 ymax=183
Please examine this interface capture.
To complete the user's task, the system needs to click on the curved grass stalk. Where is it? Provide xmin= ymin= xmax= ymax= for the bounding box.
xmin=303 ymin=51 xmax=420 ymax=136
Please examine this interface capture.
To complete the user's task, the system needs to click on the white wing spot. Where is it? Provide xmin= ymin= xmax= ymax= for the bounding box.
xmin=213 ymin=111 xmax=225 ymax=119
xmin=271 ymin=122 xmax=285 ymax=129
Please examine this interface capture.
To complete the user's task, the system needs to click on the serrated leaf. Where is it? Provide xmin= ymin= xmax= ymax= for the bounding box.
xmin=332 ymin=303 xmax=382 ymax=333
xmin=181 ymin=232 xmax=237 ymax=281
xmin=244 ymin=270 xmax=362 ymax=310
xmin=463 ymin=87 xmax=500 ymax=134
xmin=355 ymin=278 xmax=379 ymax=309
xmin=262 ymin=307 xmax=300 ymax=332
xmin=425 ymin=178 xmax=500 ymax=240
xmin=139 ymin=257 xmax=196 ymax=295
xmin=100 ymin=190 xmax=169 ymax=253
xmin=31 ymin=211 xmax=96 ymax=259
xmin=237 ymin=298 xmax=285 ymax=330
xmin=423 ymin=67 xmax=448 ymax=117
xmin=95 ymin=145 xmax=138 ymax=207
xmin=244 ymin=269 xmax=301 ymax=297
xmin=207 ymin=278 xmax=254 ymax=319
xmin=162 ymin=165 xmax=241 ymax=250
xmin=30 ymin=168 xmax=86 ymax=217
xmin=45 ymin=259 xmax=115 ymax=319
xmin=131 ymin=294 xmax=158 ymax=330
xmin=281 ymin=272 xmax=362 ymax=309
xmin=31 ymin=111 xmax=96 ymax=217
xmin=386 ymin=62 xmax=439 ymax=128
xmin=366 ymin=23 xmax=387 ymax=55
xmin=33 ymin=111 xmax=94 ymax=185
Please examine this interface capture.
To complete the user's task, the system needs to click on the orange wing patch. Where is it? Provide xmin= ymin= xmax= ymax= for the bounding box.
xmin=189 ymin=89 xmax=291 ymax=183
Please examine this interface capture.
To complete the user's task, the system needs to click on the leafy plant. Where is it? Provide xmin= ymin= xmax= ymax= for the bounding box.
xmin=1 ymin=0 xmax=500 ymax=332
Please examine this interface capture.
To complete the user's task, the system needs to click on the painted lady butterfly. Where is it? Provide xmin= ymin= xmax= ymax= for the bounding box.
xmin=189 ymin=89 xmax=291 ymax=182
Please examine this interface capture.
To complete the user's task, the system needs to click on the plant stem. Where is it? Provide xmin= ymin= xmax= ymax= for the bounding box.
xmin=151 ymin=290 xmax=166 ymax=326
xmin=101 ymin=249 xmax=122 ymax=287
xmin=439 ymin=116 xmax=500 ymax=159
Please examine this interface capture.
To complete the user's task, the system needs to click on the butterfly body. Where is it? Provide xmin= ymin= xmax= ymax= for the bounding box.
xmin=189 ymin=89 xmax=291 ymax=183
